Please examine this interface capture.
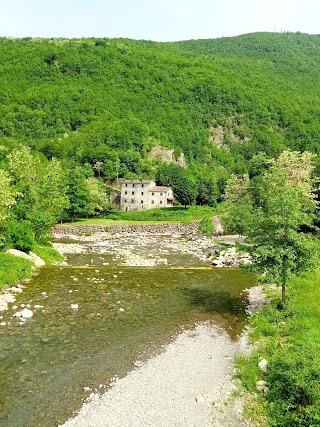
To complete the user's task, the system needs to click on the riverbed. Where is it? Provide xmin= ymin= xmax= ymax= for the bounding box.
xmin=0 ymin=234 xmax=256 ymax=427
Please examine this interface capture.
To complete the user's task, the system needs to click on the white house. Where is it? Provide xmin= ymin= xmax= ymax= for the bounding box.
xmin=120 ymin=180 xmax=174 ymax=211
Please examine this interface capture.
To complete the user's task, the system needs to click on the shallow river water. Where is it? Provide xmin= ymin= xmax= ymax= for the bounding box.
xmin=0 ymin=246 xmax=255 ymax=427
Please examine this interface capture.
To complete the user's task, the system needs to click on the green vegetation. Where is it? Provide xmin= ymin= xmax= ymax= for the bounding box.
xmin=1 ymin=33 xmax=320 ymax=222
xmin=224 ymin=151 xmax=318 ymax=301
xmin=66 ymin=205 xmax=218 ymax=224
xmin=237 ymin=267 xmax=320 ymax=426
xmin=197 ymin=216 xmax=216 ymax=235
xmin=32 ymin=244 xmax=64 ymax=265
xmin=0 ymin=253 xmax=33 ymax=289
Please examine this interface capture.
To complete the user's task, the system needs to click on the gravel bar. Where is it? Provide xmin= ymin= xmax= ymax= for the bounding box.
xmin=60 ymin=323 xmax=242 ymax=427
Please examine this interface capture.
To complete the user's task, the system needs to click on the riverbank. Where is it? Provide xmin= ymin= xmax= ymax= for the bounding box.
xmin=0 ymin=245 xmax=64 ymax=290
xmin=236 ymin=268 xmax=320 ymax=426
xmin=61 ymin=285 xmax=266 ymax=427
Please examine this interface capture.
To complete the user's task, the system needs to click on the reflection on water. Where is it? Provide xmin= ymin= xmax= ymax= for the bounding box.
xmin=0 ymin=254 xmax=255 ymax=427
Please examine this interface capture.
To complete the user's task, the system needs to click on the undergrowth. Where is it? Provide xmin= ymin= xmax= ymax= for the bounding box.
xmin=237 ymin=269 xmax=320 ymax=426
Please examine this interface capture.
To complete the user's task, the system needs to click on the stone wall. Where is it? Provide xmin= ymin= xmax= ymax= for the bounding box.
xmin=52 ymin=221 xmax=202 ymax=237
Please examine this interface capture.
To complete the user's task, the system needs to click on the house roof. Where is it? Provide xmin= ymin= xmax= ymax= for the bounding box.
xmin=149 ymin=186 xmax=171 ymax=192
xmin=120 ymin=179 xmax=154 ymax=184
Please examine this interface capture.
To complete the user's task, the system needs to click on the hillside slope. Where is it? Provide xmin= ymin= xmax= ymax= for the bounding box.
xmin=1 ymin=32 xmax=320 ymax=179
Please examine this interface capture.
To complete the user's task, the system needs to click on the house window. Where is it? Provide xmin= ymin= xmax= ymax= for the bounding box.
xmin=160 ymin=192 xmax=163 ymax=196
xmin=141 ymin=192 xmax=144 ymax=195
xmin=132 ymin=191 xmax=134 ymax=195
xmin=131 ymin=199 xmax=134 ymax=203
xmin=141 ymin=184 xmax=144 ymax=188
xmin=151 ymin=200 xmax=154 ymax=204
xmin=132 ymin=184 xmax=135 ymax=187
xmin=124 ymin=199 xmax=127 ymax=203
xmin=160 ymin=201 xmax=163 ymax=205
xmin=125 ymin=184 xmax=127 ymax=187
xmin=125 ymin=191 xmax=127 ymax=195
xmin=141 ymin=200 xmax=143 ymax=204
xmin=152 ymin=192 xmax=154 ymax=196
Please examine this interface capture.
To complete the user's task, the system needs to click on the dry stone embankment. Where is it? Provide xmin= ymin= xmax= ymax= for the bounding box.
xmin=52 ymin=221 xmax=201 ymax=237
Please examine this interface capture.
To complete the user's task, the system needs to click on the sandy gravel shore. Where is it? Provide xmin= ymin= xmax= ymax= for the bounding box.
xmin=60 ymin=323 xmax=249 ymax=427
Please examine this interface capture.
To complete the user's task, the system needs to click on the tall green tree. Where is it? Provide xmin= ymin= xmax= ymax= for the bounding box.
xmin=225 ymin=151 xmax=318 ymax=302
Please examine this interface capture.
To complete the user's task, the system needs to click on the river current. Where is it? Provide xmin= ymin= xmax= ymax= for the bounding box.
xmin=0 ymin=240 xmax=255 ymax=427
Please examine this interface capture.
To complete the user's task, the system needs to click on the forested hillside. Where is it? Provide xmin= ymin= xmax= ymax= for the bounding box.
xmin=1 ymin=32 xmax=320 ymax=247
xmin=1 ymin=32 xmax=320 ymax=176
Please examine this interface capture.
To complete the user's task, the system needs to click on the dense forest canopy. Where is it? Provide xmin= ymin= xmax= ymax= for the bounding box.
xmin=1 ymin=32 xmax=320 ymax=242
xmin=1 ymin=32 xmax=320 ymax=174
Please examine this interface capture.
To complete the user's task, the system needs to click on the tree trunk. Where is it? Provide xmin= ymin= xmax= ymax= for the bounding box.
xmin=282 ymin=283 xmax=286 ymax=303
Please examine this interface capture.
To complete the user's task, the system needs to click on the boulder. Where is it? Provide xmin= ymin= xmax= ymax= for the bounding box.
xmin=7 ymin=249 xmax=45 ymax=267
xmin=21 ymin=308 xmax=33 ymax=318
xmin=258 ymin=359 xmax=268 ymax=372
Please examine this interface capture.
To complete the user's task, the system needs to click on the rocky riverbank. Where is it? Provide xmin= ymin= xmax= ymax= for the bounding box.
xmin=60 ymin=285 xmax=266 ymax=427
xmin=52 ymin=225 xmax=251 ymax=268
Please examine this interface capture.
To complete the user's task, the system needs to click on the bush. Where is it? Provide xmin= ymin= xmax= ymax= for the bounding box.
xmin=9 ymin=220 xmax=35 ymax=252
xmin=197 ymin=216 xmax=216 ymax=235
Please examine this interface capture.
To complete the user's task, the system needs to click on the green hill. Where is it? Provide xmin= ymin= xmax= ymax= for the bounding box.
xmin=1 ymin=32 xmax=320 ymax=181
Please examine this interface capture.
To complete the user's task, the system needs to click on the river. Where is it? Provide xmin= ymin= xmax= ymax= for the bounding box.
xmin=0 ymin=237 xmax=255 ymax=427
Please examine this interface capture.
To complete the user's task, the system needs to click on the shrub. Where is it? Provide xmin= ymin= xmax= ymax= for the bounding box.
xmin=197 ymin=216 xmax=216 ymax=235
xmin=8 ymin=220 xmax=35 ymax=252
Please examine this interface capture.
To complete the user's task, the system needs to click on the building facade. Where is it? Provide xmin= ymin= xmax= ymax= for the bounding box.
xmin=120 ymin=180 xmax=174 ymax=211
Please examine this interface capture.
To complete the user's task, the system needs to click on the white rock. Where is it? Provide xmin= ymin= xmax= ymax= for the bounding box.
xmin=0 ymin=303 xmax=8 ymax=311
xmin=28 ymin=251 xmax=46 ymax=266
xmin=256 ymin=380 xmax=268 ymax=392
xmin=20 ymin=308 xmax=33 ymax=318
xmin=2 ymin=294 xmax=16 ymax=303
xmin=13 ymin=311 xmax=22 ymax=318
xmin=11 ymin=287 xmax=22 ymax=293
xmin=0 ymin=322 xmax=7 ymax=326
xmin=258 ymin=359 xmax=268 ymax=372
xmin=195 ymin=395 xmax=205 ymax=403
xmin=118 ymin=308 xmax=125 ymax=312
xmin=34 ymin=305 xmax=44 ymax=309
xmin=70 ymin=304 xmax=79 ymax=310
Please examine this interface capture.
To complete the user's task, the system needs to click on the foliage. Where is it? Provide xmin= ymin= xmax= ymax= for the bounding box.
xmin=237 ymin=266 xmax=320 ymax=426
xmin=32 ymin=244 xmax=64 ymax=265
xmin=197 ymin=216 xmax=216 ymax=235
xmin=8 ymin=220 xmax=35 ymax=252
xmin=224 ymin=151 xmax=318 ymax=301
xmin=0 ymin=169 xmax=17 ymax=221
xmin=223 ymin=173 xmax=253 ymax=236
xmin=68 ymin=205 xmax=217 ymax=224
xmin=0 ymin=253 xmax=33 ymax=289
xmin=155 ymin=163 xmax=197 ymax=207
xmin=1 ymin=33 xmax=320 ymax=205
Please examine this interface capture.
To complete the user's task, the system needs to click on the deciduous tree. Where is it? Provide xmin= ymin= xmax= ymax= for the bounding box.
xmin=224 ymin=151 xmax=318 ymax=302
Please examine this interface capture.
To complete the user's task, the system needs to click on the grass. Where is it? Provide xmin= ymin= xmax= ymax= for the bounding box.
xmin=62 ymin=205 xmax=225 ymax=226
xmin=237 ymin=268 xmax=320 ymax=426
xmin=32 ymin=244 xmax=64 ymax=265
xmin=0 ymin=244 xmax=63 ymax=290
xmin=0 ymin=253 xmax=34 ymax=290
